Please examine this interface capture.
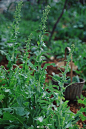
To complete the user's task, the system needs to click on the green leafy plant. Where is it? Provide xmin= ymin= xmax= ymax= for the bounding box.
xmin=0 ymin=2 xmax=52 ymax=129
xmin=51 ymin=49 xmax=81 ymax=129
xmin=0 ymin=1 xmax=86 ymax=129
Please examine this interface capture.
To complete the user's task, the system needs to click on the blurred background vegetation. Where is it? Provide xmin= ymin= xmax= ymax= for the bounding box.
xmin=0 ymin=0 xmax=86 ymax=88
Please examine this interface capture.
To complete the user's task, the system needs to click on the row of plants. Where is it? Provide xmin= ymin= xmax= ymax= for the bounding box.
xmin=0 ymin=1 xmax=86 ymax=128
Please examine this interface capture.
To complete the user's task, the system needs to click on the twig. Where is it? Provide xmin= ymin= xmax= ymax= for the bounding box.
xmin=49 ymin=0 xmax=68 ymax=42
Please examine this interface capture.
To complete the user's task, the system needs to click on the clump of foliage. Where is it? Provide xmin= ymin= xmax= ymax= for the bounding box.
xmin=0 ymin=1 xmax=86 ymax=129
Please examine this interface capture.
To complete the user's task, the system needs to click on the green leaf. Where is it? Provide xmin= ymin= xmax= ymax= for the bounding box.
xmin=3 ymin=112 xmax=24 ymax=124
xmin=80 ymin=113 xmax=86 ymax=121
xmin=28 ymin=60 xmax=37 ymax=70
xmin=17 ymin=96 xmax=23 ymax=106
xmin=78 ymin=98 xmax=86 ymax=105
xmin=0 ymin=94 xmax=5 ymax=100
xmin=0 ymin=50 xmax=7 ymax=56
xmin=14 ymin=107 xmax=28 ymax=116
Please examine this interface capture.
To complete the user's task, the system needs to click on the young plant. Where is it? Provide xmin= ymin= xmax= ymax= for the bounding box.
xmin=49 ymin=46 xmax=81 ymax=129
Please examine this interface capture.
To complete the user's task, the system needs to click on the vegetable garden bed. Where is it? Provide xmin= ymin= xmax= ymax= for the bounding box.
xmin=0 ymin=1 xmax=86 ymax=129
xmin=0 ymin=54 xmax=86 ymax=128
